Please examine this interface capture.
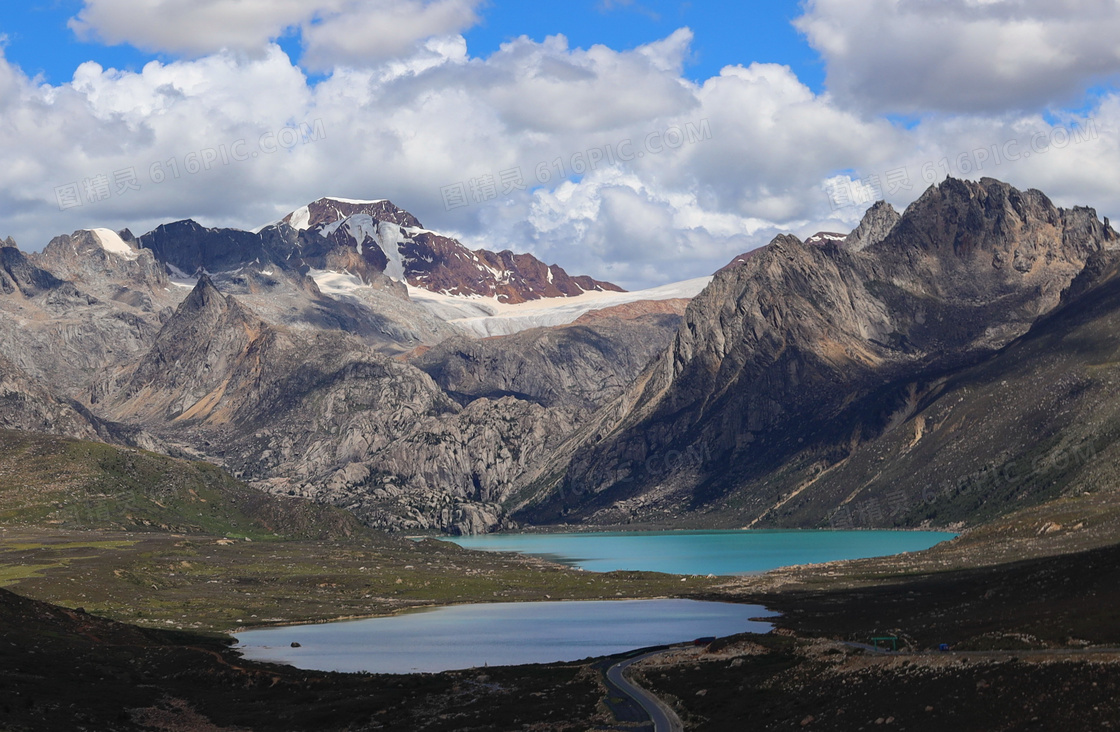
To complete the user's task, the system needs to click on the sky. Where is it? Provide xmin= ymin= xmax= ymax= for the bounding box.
xmin=0 ymin=0 xmax=1117 ymax=290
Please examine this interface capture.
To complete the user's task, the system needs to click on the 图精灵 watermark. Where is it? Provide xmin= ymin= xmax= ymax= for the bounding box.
xmin=54 ymin=119 xmax=327 ymax=212
xmin=558 ymin=442 xmax=713 ymax=501
xmin=440 ymin=119 xmax=713 ymax=211
xmin=829 ymin=439 xmax=1098 ymax=529
xmin=825 ymin=118 xmax=1099 ymax=211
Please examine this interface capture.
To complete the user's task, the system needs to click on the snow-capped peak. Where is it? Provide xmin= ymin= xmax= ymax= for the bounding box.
xmin=87 ymin=228 xmax=139 ymax=260
xmin=276 ymin=196 xmax=401 ymax=233
xmin=322 ymin=196 xmax=387 ymax=205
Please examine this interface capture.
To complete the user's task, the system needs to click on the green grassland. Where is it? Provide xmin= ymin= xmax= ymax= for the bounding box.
xmin=0 ymin=430 xmax=719 ymax=633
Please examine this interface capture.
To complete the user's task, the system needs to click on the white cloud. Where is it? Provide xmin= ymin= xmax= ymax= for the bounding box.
xmin=796 ymin=0 xmax=1120 ymax=113
xmin=70 ymin=0 xmax=484 ymax=68
xmin=478 ymin=30 xmax=697 ymax=134
xmin=70 ymin=0 xmax=314 ymax=55
xmin=301 ymin=0 xmax=480 ymax=71
xmin=0 ymin=28 xmax=1118 ymax=291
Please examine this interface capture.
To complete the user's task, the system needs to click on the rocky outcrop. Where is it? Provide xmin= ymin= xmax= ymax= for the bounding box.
xmin=0 ymin=351 xmax=157 ymax=450
xmin=0 ymin=351 xmax=103 ymax=440
xmin=308 ymin=396 xmax=575 ymax=535
xmin=34 ymin=230 xmax=169 ymax=309
xmin=1 ymin=245 xmax=81 ymax=300
xmin=843 ymin=201 xmax=900 ymax=251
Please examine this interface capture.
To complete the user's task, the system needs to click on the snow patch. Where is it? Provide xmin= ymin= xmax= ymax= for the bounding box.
xmin=373 ymin=221 xmax=409 ymax=282
xmin=88 ymin=228 xmax=139 ymax=260
xmin=308 ymin=269 xmax=369 ymax=299
xmin=343 ymin=216 xmax=375 ymax=258
xmin=325 ymin=196 xmax=387 ymax=205
xmin=288 ymin=205 xmax=311 ymax=231
xmin=166 ymin=263 xmax=198 ymax=289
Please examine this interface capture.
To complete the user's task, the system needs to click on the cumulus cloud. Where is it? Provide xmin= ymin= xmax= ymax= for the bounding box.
xmin=0 ymin=27 xmax=1117 ymax=290
xmin=796 ymin=0 xmax=1120 ymax=114
xmin=70 ymin=0 xmax=312 ymax=55
xmin=300 ymin=0 xmax=481 ymax=71
xmin=70 ymin=0 xmax=484 ymax=68
xmin=497 ymin=171 xmax=779 ymax=287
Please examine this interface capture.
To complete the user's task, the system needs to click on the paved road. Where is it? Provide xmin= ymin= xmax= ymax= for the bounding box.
xmin=606 ymin=650 xmax=683 ymax=732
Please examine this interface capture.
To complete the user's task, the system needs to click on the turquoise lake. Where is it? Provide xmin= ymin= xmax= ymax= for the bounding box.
xmin=236 ymin=599 xmax=775 ymax=674
xmin=443 ymin=529 xmax=957 ymax=575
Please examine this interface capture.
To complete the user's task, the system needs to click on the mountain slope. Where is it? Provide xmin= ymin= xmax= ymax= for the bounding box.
xmin=518 ymin=178 xmax=1120 ymax=528
xmin=0 ymin=429 xmax=363 ymax=539
xmin=95 ymin=278 xmax=579 ymax=533
xmin=415 ymin=306 xmax=686 ymax=412
xmin=756 ymin=246 xmax=1120 ymax=529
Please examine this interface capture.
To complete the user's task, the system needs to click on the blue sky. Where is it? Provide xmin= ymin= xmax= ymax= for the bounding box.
xmin=463 ymin=1 xmax=824 ymax=89
xmin=0 ymin=1 xmax=132 ymax=81
xmin=1 ymin=0 xmax=823 ymax=89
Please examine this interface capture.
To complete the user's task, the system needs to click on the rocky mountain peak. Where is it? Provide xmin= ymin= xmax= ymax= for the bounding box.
xmin=35 ymin=229 xmax=168 ymax=299
xmin=106 ymin=275 xmax=268 ymax=423
xmin=528 ymin=177 xmax=1120 ymax=528
xmin=138 ymin=220 xmax=269 ymax=276
xmin=282 ymin=197 xmax=422 ymax=231
xmin=844 ymin=200 xmax=900 ymax=251
xmin=181 ymin=273 xmax=226 ymax=312
xmin=880 ymin=177 xmax=1083 ymax=257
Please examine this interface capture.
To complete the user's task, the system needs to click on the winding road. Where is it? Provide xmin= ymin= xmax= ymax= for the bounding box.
xmin=605 ymin=650 xmax=684 ymax=732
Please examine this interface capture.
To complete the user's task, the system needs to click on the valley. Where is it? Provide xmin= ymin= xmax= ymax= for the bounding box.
xmin=5 ymin=2 xmax=1120 ymax=727
xmin=3 ymin=178 xmax=1120 ymax=730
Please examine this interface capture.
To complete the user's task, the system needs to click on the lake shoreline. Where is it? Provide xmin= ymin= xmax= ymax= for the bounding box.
xmin=442 ymin=528 xmax=957 ymax=575
xmin=227 ymin=592 xmax=703 ymax=634
xmin=407 ymin=524 xmax=960 ymax=540
xmin=234 ymin=598 xmax=778 ymax=674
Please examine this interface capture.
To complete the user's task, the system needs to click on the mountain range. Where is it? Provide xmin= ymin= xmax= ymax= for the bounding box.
xmin=3 ymin=179 xmax=1119 ymax=535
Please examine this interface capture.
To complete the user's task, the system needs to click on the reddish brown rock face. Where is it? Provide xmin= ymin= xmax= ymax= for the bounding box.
xmin=282 ymin=198 xmax=421 ymax=229
xmin=283 ymin=198 xmax=624 ymax=302
xmin=403 ymin=235 xmax=624 ymax=303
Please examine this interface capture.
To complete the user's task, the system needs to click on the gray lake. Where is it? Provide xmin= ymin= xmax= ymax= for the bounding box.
xmin=235 ymin=598 xmax=775 ymax=674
